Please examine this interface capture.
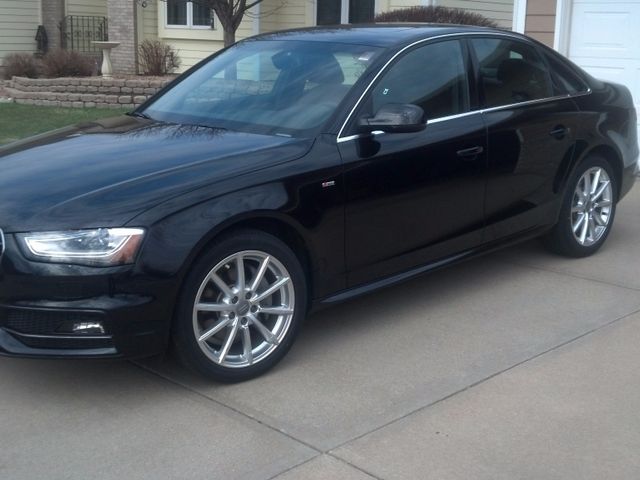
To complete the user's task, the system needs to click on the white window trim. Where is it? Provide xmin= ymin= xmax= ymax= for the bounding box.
xmin=512 ymin=0 xmax=527 ymax=34
xmin=165 ymin=1 xmax=214 ymax=30
xmin=553 ymin=0 xmax=573 ymax=55
xmin=340 ymin=0 xmax=349 ymax=24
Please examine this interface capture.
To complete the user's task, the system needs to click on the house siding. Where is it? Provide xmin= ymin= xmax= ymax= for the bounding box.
xmin=525 ymin=0 xmax=556 ymax=47
xmin=65 ymin=0 xmax=107 ymax=18
xmin=259 ymin=0 xmax=309 ymax=33
xmin=439 ymin=0 xmax=514 ymax=28
xmin=140 ymin=1 xmax=158 ymax=41
xmin=0 ymin=0 xmax=40 ymax=67
xmin=375 ymin=0 xmax=513 ymax=28
xmin=157 ymin=2 xmax=256 ymax=72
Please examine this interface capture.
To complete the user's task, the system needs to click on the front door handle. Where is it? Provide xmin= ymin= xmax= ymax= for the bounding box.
xmin=456 ymin=146 xmax=484 ymax=159
xmin=549 ymin=125 xmax=568 ymax=139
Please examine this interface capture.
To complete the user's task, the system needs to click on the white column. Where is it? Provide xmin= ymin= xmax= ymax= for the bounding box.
xmin=513 ymin=0 xmax=527 ymax=34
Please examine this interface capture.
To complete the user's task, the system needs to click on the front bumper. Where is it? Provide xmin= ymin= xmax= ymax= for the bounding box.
xmin=0 ymin=232 xmax=176 ymax=359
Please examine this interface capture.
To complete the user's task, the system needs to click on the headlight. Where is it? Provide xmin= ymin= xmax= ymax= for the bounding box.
xmin=17 ymin=228 xmax=145 ymax=266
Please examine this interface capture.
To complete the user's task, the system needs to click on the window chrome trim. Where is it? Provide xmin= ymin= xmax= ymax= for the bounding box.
xmin=479 ymin=89 xmax=592 ymax=114
xmin=336 ymin=31 xmax=592 ymax=143
xmin=0 ymin=228 xmax=5 ymax=261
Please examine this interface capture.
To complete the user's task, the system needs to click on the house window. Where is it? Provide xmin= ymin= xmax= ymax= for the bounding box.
xmin=167 ymin=0 xmax=213 ymax=28
xmin=316 ymin=0 xmax=374 ymax=25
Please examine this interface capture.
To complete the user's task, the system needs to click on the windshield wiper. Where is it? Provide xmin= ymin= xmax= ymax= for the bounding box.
xmin=127 ymin=111 xmax=152 ymax=120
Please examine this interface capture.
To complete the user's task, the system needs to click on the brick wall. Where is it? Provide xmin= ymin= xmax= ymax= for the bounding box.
xmin=107 ymin=0 xmax=138 ymax=74
xmin=6 ymin=76 xmax=172 ymax=109
xmin=42 ymin=0 xmax=66 ymax=51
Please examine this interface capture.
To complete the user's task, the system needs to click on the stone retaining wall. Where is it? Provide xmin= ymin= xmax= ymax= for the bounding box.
xmin=6 ymin=76 xmax=174 ymax=109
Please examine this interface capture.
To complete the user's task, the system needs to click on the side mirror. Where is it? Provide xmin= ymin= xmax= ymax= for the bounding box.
xmin=359 ymin=103 xmax=426 ymax=134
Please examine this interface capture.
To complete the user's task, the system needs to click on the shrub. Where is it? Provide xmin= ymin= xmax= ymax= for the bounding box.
xmin=3 ymin=53 xmax=40 ymax=79
xmin=41 ymin=49 xmax=96 ymax=78
xmin=374 ymin=5 xmax=498 ymax=27
xmin=138 ymin=40 xmax=181 ymax=76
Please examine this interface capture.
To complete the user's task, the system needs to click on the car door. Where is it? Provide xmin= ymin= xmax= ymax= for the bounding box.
xmin=337 ymin=39 xmax=488 ymax=286
xmin=469 ymin=36 xmax=582 ymax=241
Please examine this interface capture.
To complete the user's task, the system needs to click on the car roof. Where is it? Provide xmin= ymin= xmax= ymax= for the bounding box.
xmin=251 ymin=24 xmax=509 ymax=48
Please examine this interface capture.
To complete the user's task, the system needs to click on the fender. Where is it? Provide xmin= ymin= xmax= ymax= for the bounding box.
xmin=129 ymin=134 xmax=346 ymax=299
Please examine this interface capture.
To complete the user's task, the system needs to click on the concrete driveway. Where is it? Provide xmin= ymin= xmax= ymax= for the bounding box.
xmin=2 ymin=182 xmax=639 ymax=480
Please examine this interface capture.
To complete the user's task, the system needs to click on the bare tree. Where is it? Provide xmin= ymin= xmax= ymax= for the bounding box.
xmin=161 ymin=0 xmax=268 ymax=47
xmin=210 ymin=0 xmax=267 ymax=46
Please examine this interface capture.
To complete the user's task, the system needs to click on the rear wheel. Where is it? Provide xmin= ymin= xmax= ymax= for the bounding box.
xmin=543 ymin=155 xmax=617 ymax=257
xmin=172 ymin=230 xmax=307 ymax=382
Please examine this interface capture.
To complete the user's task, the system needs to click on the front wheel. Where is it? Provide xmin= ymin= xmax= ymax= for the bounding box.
xmin=543 ymin=155 xmax=617 ymax=257
xmin=172 ymin=230 xmax=307 ymax=382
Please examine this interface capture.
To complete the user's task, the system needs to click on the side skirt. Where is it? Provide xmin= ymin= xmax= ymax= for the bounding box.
xmin=314 ymin=224 xmax=551 ymax=309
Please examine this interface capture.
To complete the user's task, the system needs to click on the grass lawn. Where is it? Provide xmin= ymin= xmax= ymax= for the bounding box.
xmin=0 ymin=103 xmax=130 ymax=145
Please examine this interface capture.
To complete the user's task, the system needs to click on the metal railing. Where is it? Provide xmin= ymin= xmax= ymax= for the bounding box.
xmin=61 ymin=15 xmax=108 ymax=54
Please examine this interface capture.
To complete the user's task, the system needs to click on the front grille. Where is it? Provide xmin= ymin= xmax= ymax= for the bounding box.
xmin=10 ymin=333 xmax=113 ymax=350
xmin=3 ymin=308 xmax=107 ymax=335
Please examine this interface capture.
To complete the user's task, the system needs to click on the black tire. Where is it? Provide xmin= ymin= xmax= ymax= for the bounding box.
xmin=543 ymin=154 xmax=618 ymax=257
xmin=172 ymin=229 xmax=307 ymax=382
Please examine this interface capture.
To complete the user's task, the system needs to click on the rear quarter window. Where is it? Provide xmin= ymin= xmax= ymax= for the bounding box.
xmin=543 ymin=52 xmax=589 ymax=95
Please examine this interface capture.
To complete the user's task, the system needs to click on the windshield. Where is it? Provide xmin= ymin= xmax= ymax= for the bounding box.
xmin=143 ymin=40 xmax=382 ymax=137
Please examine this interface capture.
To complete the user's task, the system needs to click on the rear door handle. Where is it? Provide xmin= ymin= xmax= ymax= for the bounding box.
xmin=456 ymin=146 xmax=484 ymax=159
xmin=549 ymin=126 xmax=568 ymax=139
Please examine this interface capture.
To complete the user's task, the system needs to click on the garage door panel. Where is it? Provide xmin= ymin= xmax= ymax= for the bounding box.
xmin=569 ymin=4 xmax=640 ymax=59
xmin=569 ymin=1 xmax=640 ymax=146
xmin=577 ymin=59 xmax=636 ymax=85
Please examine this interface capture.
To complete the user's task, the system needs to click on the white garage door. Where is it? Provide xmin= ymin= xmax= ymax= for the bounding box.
xmin=567 ymin=1 xmax=640 ymax=141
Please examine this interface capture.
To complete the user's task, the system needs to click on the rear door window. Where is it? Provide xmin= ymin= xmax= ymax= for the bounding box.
xmin=470 ymin=38 xmax=553 ymax=107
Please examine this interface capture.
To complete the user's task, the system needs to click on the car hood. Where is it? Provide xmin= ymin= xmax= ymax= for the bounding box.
xmin=0 ymin=116 xmax=312 ymax=232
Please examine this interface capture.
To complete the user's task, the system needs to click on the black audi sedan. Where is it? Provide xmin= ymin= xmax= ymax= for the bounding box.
xmin=0 ymin=25 xmax=637 ymax=381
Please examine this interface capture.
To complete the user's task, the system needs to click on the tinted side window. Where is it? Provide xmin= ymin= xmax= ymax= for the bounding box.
xmin=471 ymin=38 xmax=553 ymax=107
xmin=543 ymin=52 xmax=589 ymax=95
xmin=367 ymin=40 xmax=469 ymax=120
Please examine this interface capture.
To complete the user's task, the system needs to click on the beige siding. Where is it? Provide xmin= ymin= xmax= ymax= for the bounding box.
xmin=157 ymin=2 xmax=255 ymax=72
xmin=259 ymin=2 xmax=279 ymax=33
xmin=65 ymin=0 xmax=107 ymax=17
xmin=439 ymin=0 xmax=514 ymax=29
xmin=0 ymin=0 xmax=40 ymax=67
xmin=259 ymin=0 xmax=308 ymax=32
xmin=158 ymin=0 xmax=306 ymax=72
xmin=139 ymin=1 xmax=158 ymax=40
xmin=386 ymin=0 xmax=418 ymax=9
xmin=525 ymin=0 xmax=556 ymax=47
xmin=161 ymin=38 xmax=222 ymax=70
xmin=377 ymin=0 xmax=513 ymax=28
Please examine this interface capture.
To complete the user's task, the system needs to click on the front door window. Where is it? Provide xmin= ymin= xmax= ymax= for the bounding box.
xmin=350 ymin=39 xmax=470 ymax=128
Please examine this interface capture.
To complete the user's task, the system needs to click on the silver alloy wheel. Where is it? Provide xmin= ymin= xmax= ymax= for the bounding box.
xmin=571 ymin=166 xmax=613 ymax=247
xmin=192 ymin=250 xmax=295 ymax=368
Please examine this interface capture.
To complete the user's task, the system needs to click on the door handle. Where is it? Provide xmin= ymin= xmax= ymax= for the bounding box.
xmin=456 ymin=146 xmax=484 ymax=159
xmin=549 ymin=125 xmax=568 ymax=139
